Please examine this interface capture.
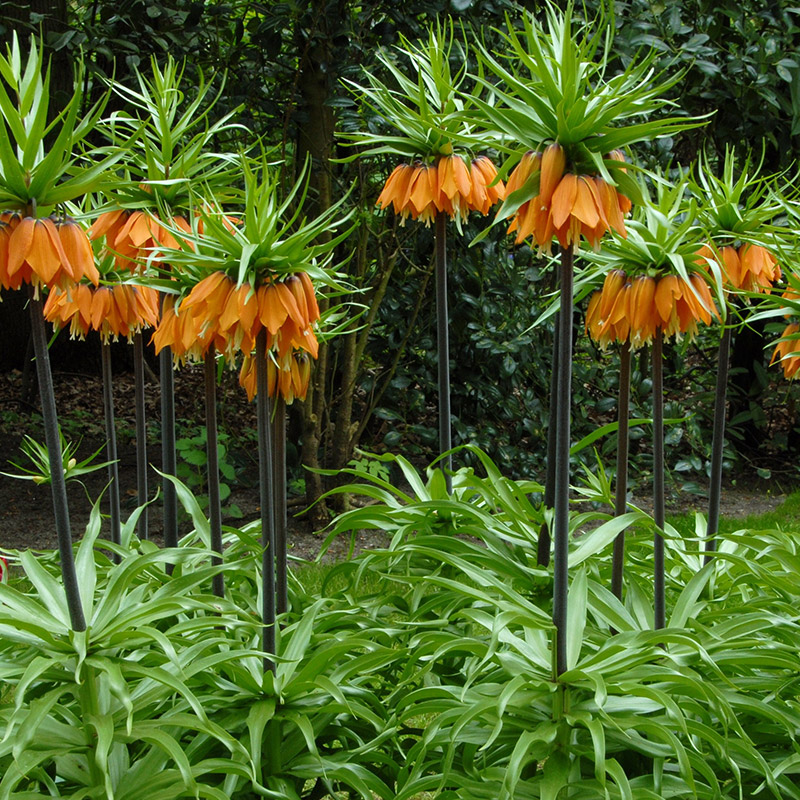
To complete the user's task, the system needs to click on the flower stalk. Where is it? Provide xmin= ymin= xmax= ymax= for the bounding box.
xmin=435 ymin=212 xmax=453 ymax=491
xmin=100 ymin=341 xmax=121 ymax=555
xmin=272 ymin=398 xmax=288 ymax=615
xmin=705 ymin=324 xmax=733 ymax=562
xmin=537 ymin=315 xmax=559 ymax=568
xmin=204 ymin=345 xmax=225 ymax=598
xmin=652 ymin=330 xmax=666 ymax=630
xmin=28 ymin=289 xmax=85 ymax=631
xmin=553 ymin=244 xmax=574 ymax=677
xmin=256 ymin=329 xmax=277 ymax=673
xmin=159 ymin=332 xmax=178 ymax=554
xmin=133 ymin=331 xmax=148 ymax=539
xmin=611 ymin=340 xmax=631 ymax=601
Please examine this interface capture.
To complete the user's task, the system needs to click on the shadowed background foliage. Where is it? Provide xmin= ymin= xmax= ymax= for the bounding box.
xmin=2 ymin=0 xmax=799 ymax=514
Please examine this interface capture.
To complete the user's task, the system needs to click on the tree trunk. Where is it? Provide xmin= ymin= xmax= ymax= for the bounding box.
xmin=294 ymin=0 xmax=339 ymax=526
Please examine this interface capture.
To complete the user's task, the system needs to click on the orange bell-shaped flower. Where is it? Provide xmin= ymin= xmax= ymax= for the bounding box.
xmin=5 ymin=216 xmax=98 ymax=291
xmin=771 ymin=322 xmax=800 ymax=380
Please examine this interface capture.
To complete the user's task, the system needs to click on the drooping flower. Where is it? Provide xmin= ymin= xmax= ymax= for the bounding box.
xmin=506 ymin=144 xmax=631 ymax=251
xmin=771 ymin=322 xmax=800 ymax=380
xmin=586 ymin=269 xmax=719 ymax=350
xmin=148 ymin=295 xmax=206 ymax=362
xmin=696 ymin=241 xmax=781 ymax=294
xmin=467 ymin=156 xmax=506 ymax=215
xmin=90 ymin=209 xmax=192 ymax=272
xmin=239 ymin=350 xmax=313 ymax=404
xmin=1 ymin=215 xmax=100 ymax=292
xmin=376 ymin=154 xmax=505 ymax=225
xmin=769 ymin=289 xmax=800 ymax=380
xmin=44 ymin=281 xmax=160 ymax=343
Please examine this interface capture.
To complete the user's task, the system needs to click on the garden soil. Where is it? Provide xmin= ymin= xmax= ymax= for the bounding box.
xmin=0 ymin=367 xmax=786 ymax=562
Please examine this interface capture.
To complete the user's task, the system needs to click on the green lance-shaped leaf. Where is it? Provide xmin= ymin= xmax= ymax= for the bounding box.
xmin=96 ymin=55 xmax=246 ymax=212
xmin=149 ymin=153 xmax=355 ymax=296
xmin=341 ymin=19 xmax=489 ymax=162
xmin=0 ymin=33 xmax=132 ymax=211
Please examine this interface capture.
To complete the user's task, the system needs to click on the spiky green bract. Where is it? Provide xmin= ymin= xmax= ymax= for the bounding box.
xmin=148 ymin=154 xmax=354 ymax=298
xmin=341 ymin=19 xmax=489 ymax=161
xmin=0 ymin=431 xmax=111 ymax=486
xmin=0 ymin=34 xmax=127 ymax=210
xmin=95 ymin=56 xmax=243 ymax=214
xmin=319 ymin=447 xmax=800 ymax=798
xmin=473 ymin=2 xmax=707 ymax=211
xmin=690 ymin=147 xmax=789 ymax=246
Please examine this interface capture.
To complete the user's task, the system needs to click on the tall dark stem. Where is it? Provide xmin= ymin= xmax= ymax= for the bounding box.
xmin=101 ymin=340 xmax=121 ymax=555
xmin=434 ymin=212 xmax=452 ymax=492
xmin=204 ymin=346 xmax=224 ymax=598
xmin=28 ymin=288 xmax=85 ymax=631
xmin=537 ymin=313 xmax=559 ymax=568
xmin=273 ymin=397 xmax=288 ymax=615
xmin=611 ymin=341 xmax=632 ymax=601
xmin=705 ymin=323 xmax=732 ymax=563
xmin=256 ymin=331 xmax=276 ymax=673
xmin=159 ymin=344 xmax=177 ymax=551
xmin=133 ymin=332 xmax=148 ymax=540
xmin=159 ymin=293 xmax=178 ymax=554
xmin=553 ymin=244 xmax=574 ymax=677
xmin=19 ymin=333 xmax=35 ymax=410
xmin=652 ymin=331 xmax=666 ymax=630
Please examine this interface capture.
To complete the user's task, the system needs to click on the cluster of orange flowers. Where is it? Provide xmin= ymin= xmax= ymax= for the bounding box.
xmin=89 ymin=209 xmax=192 ymax=272
xmin=586 ymin=269 xmax=719 ymax=350
xmin=506 ymin=144 xmax=631 ymax=251
xmin=239 ymin=350 xmax=312 ymax=404
xmin=89 ymin=205 xmax=320 ymax=404
xmin=155 ymin=271 xmax=320 ymax=360
xmin=770 ymin=289 xmax=800 ymax=380
xmin=24 ymin=207 xmax=172 ymax=347
xmin=150 ymin=271 xmax=320 ymax=402
xmin=44 ymin=282 xmax=159 ymax=343
xmin=772 ymin=322 xmax=800 ymax=380
xmin=696 ymin=242 xmax=780 ymax=294
xmin=377 ymin=154 xmax=505 ymax=223
xmin=0 ymin=212 xmax=99 ymax=291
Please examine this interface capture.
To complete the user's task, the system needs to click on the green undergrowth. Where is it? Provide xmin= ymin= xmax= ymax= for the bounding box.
xmin=2 ymin=451 xmax=800 ymax=798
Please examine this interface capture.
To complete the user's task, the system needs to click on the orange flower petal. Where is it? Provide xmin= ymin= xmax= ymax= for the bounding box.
xmin=630 ymin=275 xmax=656 ymax=335
xmin=720 ymin=246 xmax=741 ymax=288
xmin=539 ymin=143 xmax=566 ymax=208
xmin=408 ymin=165 xmax=435 ymax=216
xmin=258 ymin=284 xmax=288 ymax=335
xmin=274 ymin=280 xmax=304 ymax=327
xmin=6 ymin=217 xmax=35 ymax=278
xmin=59 ymin=220 xmax=98 ymax=285
xmin=550 ymin=174 xmax=577 ymax=230
xmin=299 ymin=272 xmax=320 ymax=322
xmin=571 ymin=176 xmax=601 ymax=229
xmin=654 ymin=275 xmax=681 ymax=324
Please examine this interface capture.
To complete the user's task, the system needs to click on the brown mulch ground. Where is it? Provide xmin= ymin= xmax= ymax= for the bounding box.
xmin=0 ymin=367 xmax=788 ymax=561
xmin=0 ymin=366 xmax=392 ymax=561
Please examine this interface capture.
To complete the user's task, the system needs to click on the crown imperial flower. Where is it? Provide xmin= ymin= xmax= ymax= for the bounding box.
xmin=587 ymin=269 xmax=719 ymax=350
xmin=1 ymin=214 xmax=100 ymax=291
xmin=376 ymin=155 xmax=505 ymax=225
